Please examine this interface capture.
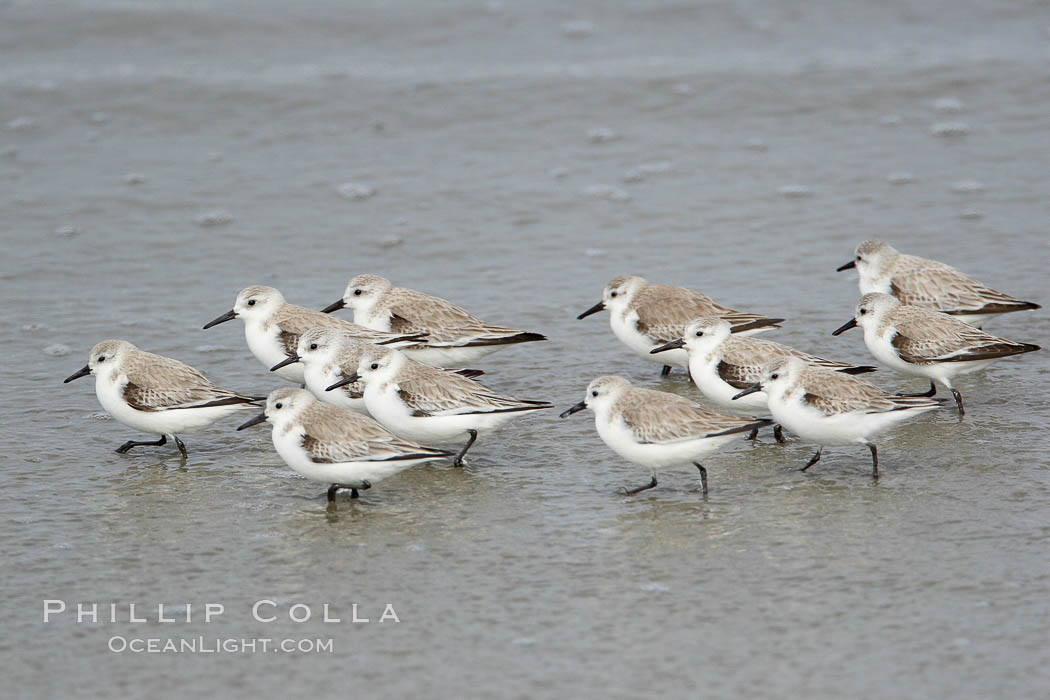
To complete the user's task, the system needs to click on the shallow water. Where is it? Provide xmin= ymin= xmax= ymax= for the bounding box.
xmin=2 ymin=1 xmax=1049 ymax=697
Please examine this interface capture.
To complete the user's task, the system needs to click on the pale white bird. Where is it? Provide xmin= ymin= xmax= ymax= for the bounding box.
xmin=321 ymin=274 xmax=546 ymax=366
xmin=837 ymin=240 xmax=1040 ymax=327
xmin=833 ymin=292 xmax=1040 ymax=414
xmin=577 ymin=275 xmax=783 ymax=376
xmin=64 ymin=339 xmax=261 ymax=458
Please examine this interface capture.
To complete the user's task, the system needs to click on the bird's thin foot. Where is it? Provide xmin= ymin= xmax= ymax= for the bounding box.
xmin=619 ymin=476 xmax=658 ymax=496
xmin=801 ymin=448 xmax=822 ymax=472
xmin=115 ymin=435 xmax=167 ymax=454
xmin=773 ymin=424 xmax=786 ymax=443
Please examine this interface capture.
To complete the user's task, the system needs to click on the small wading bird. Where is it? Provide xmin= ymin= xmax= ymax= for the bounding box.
xmin=577 ymin=275 xmax=783 ymax=377
xmin=561 ymin=375 xmax=770 ymax=495
xmin=836 ymin=240 xmax=1040 ymax=328
xmin=64 ymin=340 xmax=261 ymax=458
xmin=237 ymin=388 xmax=452 ymax=502
xmin=270 ymin=327 xmax=484 ymax=413
xmin=331 ymin=346 xmax=551 ymax=466
xmin=832 ymin=293 xmax=1040 ymax=415
xmin=321 ymin=274 xmax=546 ymax=366
xmin=651 ymin=317 xmax=877 ymax=442
xmin=733 ymin=357 xmax=942 ymax=478
xmin=203 ymin=286 xmax=425 ymax=384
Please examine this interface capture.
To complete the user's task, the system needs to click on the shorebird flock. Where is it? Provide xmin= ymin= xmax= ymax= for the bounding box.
xmin=65 ymin=241 xmax=1041 ymax=502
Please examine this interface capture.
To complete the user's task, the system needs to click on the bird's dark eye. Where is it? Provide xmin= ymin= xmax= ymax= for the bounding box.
xmin=275 ymin=402 xmax=282 ymax=409
xmin=695 ymin=331 xmax=703 ymax=336
xmin=856 ymin=255 xmax=862 ymax=262
xmin=309 ymin=343 xmax=317 ymax=350
xmin=771 ymin=373 xmax=778 ymax=380
xmin=370 ymin=363 xmax=378 ymax=370
xmin=610 ymin=291 xmax=618 ymax=298
xmin=591 ymin=390 xmax=598 ymax=397
xmin=247 ymin=299 xmax=256 ymax=306
xmin=354 ymin=289 xmax=362 ymax=296
xmin=98 ymin=356 xmax=106 ymax=362
xmin=859 ymin=308 xmax=867 ymax=315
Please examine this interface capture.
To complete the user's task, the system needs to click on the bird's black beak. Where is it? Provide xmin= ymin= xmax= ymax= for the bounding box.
xmin=836 ymin=260 xmax=856 ymax=272
xmin=320 ymin=299 xmax=345 ymax=313
xmin=237 ymin=412 xmax=267 ymax=430
xmin=732 ymin=384 xmax=762 ymax=400
xmin=326 ymin=373 xmax=359 ymax=391
xmin=270 ymin=354 xmax=300 ymax=371
xmin=650 ymin=339 xmax=684 ymax=354
xmin=64 ymin=365 xmax=91 ymax=383
xmin=577 ymin=301 xmax=605 ymax=320
xmin=203 ymin=309 xmax=236 ymax=329
xmin=832 ymin=318 xmax=858 ymax=336
xmin=559 ymin=401 xmax=587 ymax=418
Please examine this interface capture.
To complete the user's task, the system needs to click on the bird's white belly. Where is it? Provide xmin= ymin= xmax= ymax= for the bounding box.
xmin=245 ymin=323 xmax=304 ymax=384
xmin=303 ymin=363 xmax=367 ymax=413
xmin=271 ymin=427 xmax=417 ymax=486
xmin=595 ymin=416 xmax=734 ymax=469
xmin=364 ymin=386 xmax=474 ymax=444
xmin=690 ymin=357 xmax=768 ymax=413
xmin=95 ymin=378 xmax=242 ymax=436
xmin=610 ymin=312 xmax=688 ymax=367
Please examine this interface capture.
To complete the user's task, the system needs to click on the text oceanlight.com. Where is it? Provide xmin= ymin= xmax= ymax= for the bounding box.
xmin=108 ymin=636 xmax=334 ymax=654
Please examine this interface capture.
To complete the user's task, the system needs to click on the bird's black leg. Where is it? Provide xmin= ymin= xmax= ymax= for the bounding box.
xmin=694 ymin=463 xmax=708 ymax=494
xmin=950 ymin=388 xmax=965 ymax=416
xmin=746 ymin=426 xmax=759 ymax=440
xmin=660 ymin=365 xmax=672 ymax=377
xmin=868 ymin=444 xmax=879 ymax=479
xmin=453 ymin=430 xmax=478 ymax=467
xmin=327 ymin=484 xmax=340 ymax=502
xmin=621 ymin=475 xmax=658 ymax=496
xmin=773 ymin=424 xmax=786 ymax=443
xmin=116 ymin=435 xmax=167 ymax=454
xmin=349 ymin=481 xmax=372 ymax=499
xmin=801 ymin=447 xmax=822 ymax=471
xmin=173 ymin=435 xmax=188 ymax=459
xmin=903 ymin=381 xmax=937 ymax=398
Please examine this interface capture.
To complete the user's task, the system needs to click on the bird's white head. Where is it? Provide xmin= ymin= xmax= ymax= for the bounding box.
xmin=262 ymin=387 xmax=313 ymax=428
xmin=296 ymin=327 xmax=345 ymax=368
xmin=854 ymin=292 xmax=900 ymax=332
xmin=578 ymin=275 xmax=647 ymax=320
xmin=342 ymin=274 xmax=393 ymax=313
xmin=755 ymin=356 xmax=806 ymax=403
xmin=88 ymin=339 xmax=135 ymax=378
xmin=682 ymin=317 xmax=732 ymax=353
xmin=355 ymin=344 xmax=405 ymax=385
xmin=851 ymin=240 xmax=898 ymax=287
xmin=234 ymin=286 xmax=285 ymax=322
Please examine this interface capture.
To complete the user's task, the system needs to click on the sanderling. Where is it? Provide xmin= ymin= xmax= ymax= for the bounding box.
xmin=576 ymin=275 xmax=784 ymax=376
xmin=237 ymin=388 xmax=452 ymax=502
xmin=651 ymin=317 xmax=876 ymax=440
xmin=64 ymin=340 xmax=261 ymax=458
xmin=734 ymin=357 xmax=940 ymax=478
xmin=837 ymin=240 xmax=1041 ymax=327
xmin=272 ymin=327 xmax=484 ymax=413
xmin=560 ymin=375 xmax=770 ymax=495
xmin=320 ymin=274 xmax=547 ymax=366
xmin=203 ymin=286 xmax=424 ymax=384
xmin=330 ymin=345 xmax=551 ymax=466
xmin=833 ymin=292 xmax=1040 ymax=415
